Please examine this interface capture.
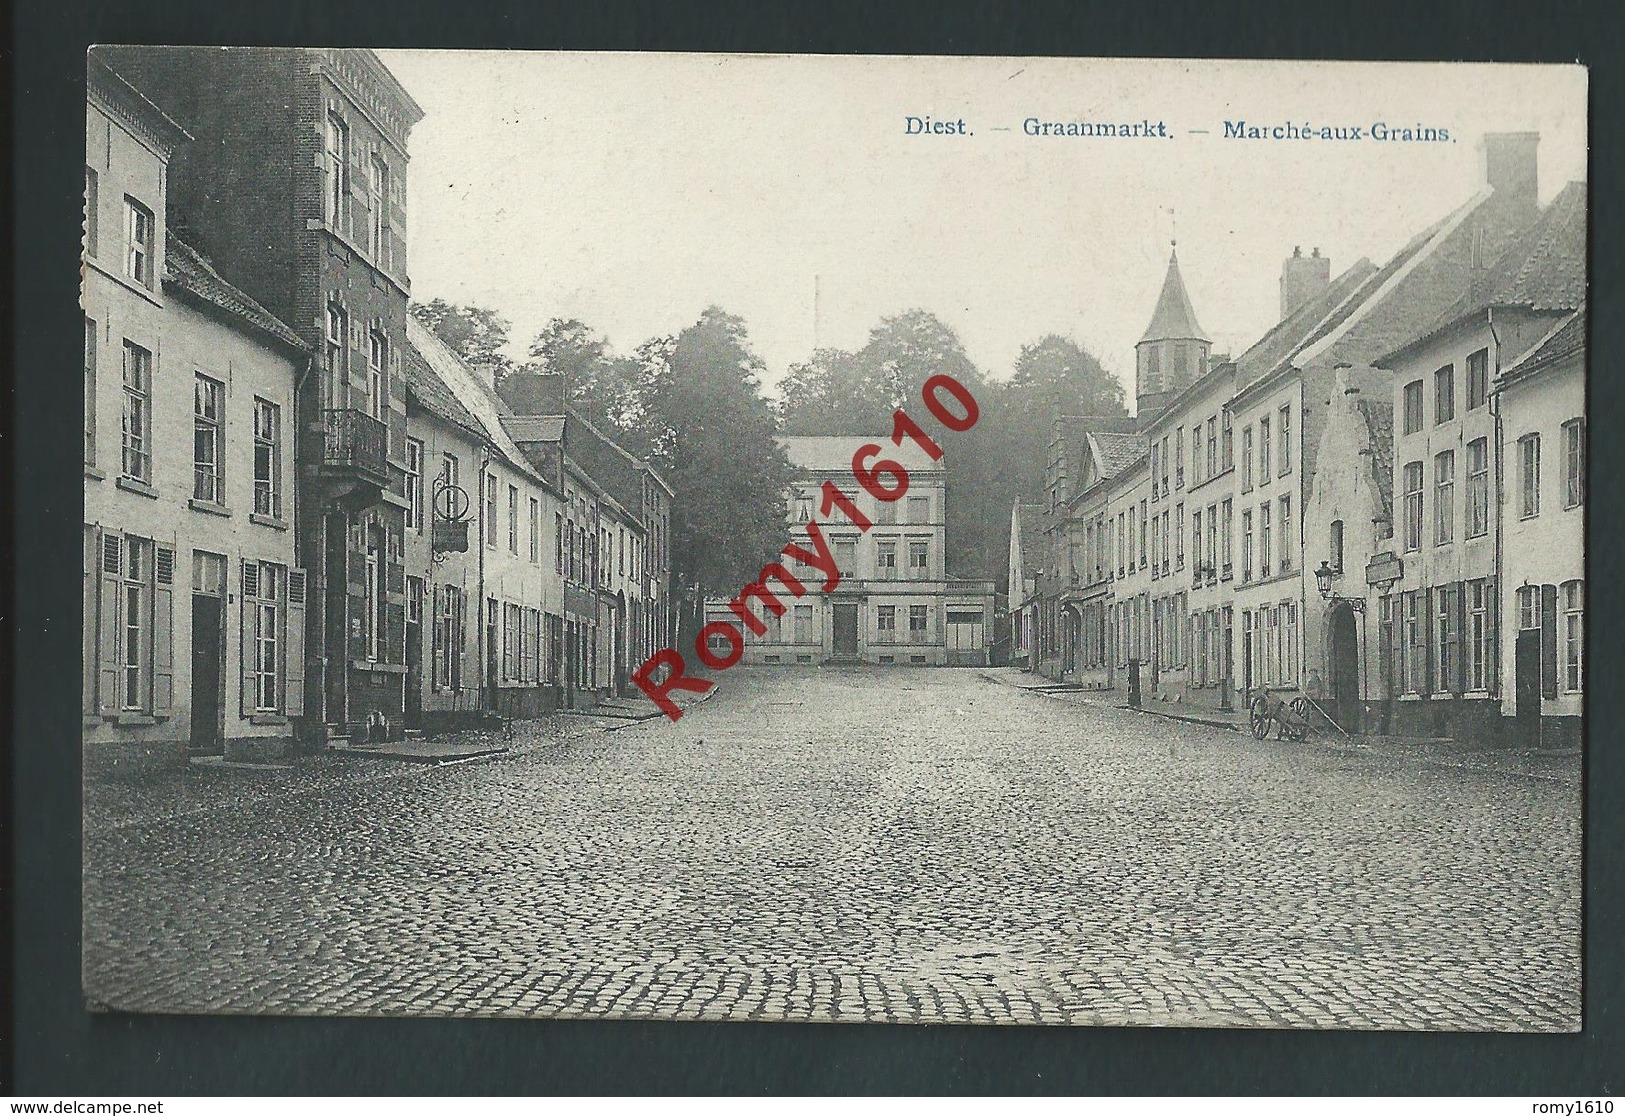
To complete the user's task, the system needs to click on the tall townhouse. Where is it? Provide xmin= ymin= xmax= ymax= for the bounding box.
xmin=1141 ymin=363 xmax=1234 ymax=708
xmin=84 ymin=58 xmax=308 ymax=765
xmin=497 ymin=372 xmax=674 ymax=698
xmin=1105 ymin=454 xmax=1153 ymax=696
xmin=1061 ymin=434 xmax=1140 ymax=688
xmin=1034 ymin=413 xmax=1138 ymax=679
xmin=401 ymin=317 xmax=570 ymax=727
xmin=1372 ymin=182 xmax=1584 ymax=744
xmin=1232 ymin=133 xmax=1544 ymax=722
xmin=708 ymin=436 xmax=995 ymax=666
xmin=1496 ymin=307 xmax=1584 ymax=747
xmin=1006 ymin=501 xmax=1044 ymax=669
xmin=100 ymin=46 xmax=426 ymax=744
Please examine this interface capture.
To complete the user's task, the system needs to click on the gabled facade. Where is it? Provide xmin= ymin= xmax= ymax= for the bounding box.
xmin=83 ymin=57 xmax=309 ymax=766
xmin=100 ymin=46 xmax=427 ymax=744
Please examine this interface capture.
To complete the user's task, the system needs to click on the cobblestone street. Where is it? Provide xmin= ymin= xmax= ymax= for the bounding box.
xmin=83 ymin=668 xmax=1581 ymax=1030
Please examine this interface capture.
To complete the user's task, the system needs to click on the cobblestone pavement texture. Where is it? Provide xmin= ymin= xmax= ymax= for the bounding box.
xmin=84 ymin=668 xmax=1581 ymax=1029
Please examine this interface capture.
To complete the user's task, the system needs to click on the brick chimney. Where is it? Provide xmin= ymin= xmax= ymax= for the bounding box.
xmin=1280 ymin=245 xmax=1331 ymax=321
xmin=1481 ymin=132 xmax=1540 ymax=212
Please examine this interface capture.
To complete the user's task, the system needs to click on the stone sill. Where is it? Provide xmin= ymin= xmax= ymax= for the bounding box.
xmin=188 ymin=498 xmax=232 ymax=518
xmin=116 ymin=476 xmax=158 ymax=499
xmin=248 ymin=713 xmax=290 ymax=725
xmin=250 ymin=512 xmax=290 ymax=530
xmin=85 ymin=465 xmax=106 ymax=482
xmin=350 ymin=660 xmax=408 ymax=675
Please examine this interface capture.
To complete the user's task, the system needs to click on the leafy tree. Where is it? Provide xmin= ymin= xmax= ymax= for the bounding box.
xmin=1009 ymin=334 xmax=1124 ymax=416
xmin=779 ymin=347 xmax=892 ymax=435
xmin=640 ymin=308 xmax=795 ymax=643
xmin=526 ymin=318 xmax=644 ymax=433
xmin=409 ymin=299 xmax=520 ymax=380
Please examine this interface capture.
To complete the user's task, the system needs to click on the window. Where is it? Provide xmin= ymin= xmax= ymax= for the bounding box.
xmin=794 ymin=494 xmax=813 ymax=522
xmin=1259 ymin=502 xmax=1272 ymax=575
xmin=1241 ymin=510 xmax=1254 ymax=582
xmin=440 ymin=452 xmax=460 ymax=498
xmin=365 ymin=526 xmax=384 ymax=662
xmin=554 ymin=512 xmax=564 ymax=572
xmin=794 ymin=604 xmax=813 ymax=644
xmin=84 ymin=166 xmax=99 ymax=257
xmin=325 ymin=112 xmax=350 ymax=228
xmin=437 ymin=585 xmax=465 ymax=690
xmin=877 ymin=605 xmax=896 ymax=643
xmin=1466 ymin=439 xmax=1489 ymax=538
xmin=124 ymin=198 xmax=154 ymax=287
xmin=1435 ymin=587 xmax=1455 ymax=693
xmin=1162 ymin=510 xmax=1172 ymax=576
xmin=1139 ymin=501 xmax=1149 ymax=568
xmin=484 ymin=472 xmax=498 ymax=546
xmin=530 ymin=498 xmax=541 ymax=563
xmin=503 ymin=602 xmax=522 ymax=680
xmin=1241 ymin=426 xmax=1253 ymax=491
xmin=369 ymin=153 xmax=390 ymax=265
xmin=834 ymin=537 xmax=857 ymax=578
xmin=1562 ymin=580 xmax=1584 ymax=692
xmin=367 ymin=329 xmax=388 ymax=421
xmin=1191 ymin=509 xmax=1203 ymax=577
xmin=1402 ymin=380 xmax=1424 ymax=434
xmin=121 ymin=537 xmax=152 ymax=709
xmin=192 ymin=375 xmax=226 ymax=504
xmin=1158 ymin=436 xmax=1170 ymax=496
xmin=1283 ymin=601 xmax=1298 ymax=686
xmin=1402 ymin=461 xmax=1424 ymax=551
xmin=84 ymin=317 xmax=97 ymax=466
xmin=1466 ymin=348 xmax=1489 ymax=411
xmin=907 ymin=495 xmax=929 ymax=524
xmin=1519 ymin=434 xmax=1541 ymax=518
xmin=121 ymin=341 xmax=151 ymax=482
xmin=507 ymin=485 xmax=520 ymax=554
xmin=1433 ymin=451 xmax=1455 ymax=545
xmin=1563 ymin=419 xmax=1585 ymax=508
xmin=875 ymin=498 xmax=896 ymax=525
xmin=1221 ymin=412 xmax=1233 ymax=472
xmin=1518 ymin=584 xmax=1542 ymax=632
xmin=250 ymin=562 xmax=283 ymax=712
xmin=404 ymin=438 xmax=423 ymax=530
xmin=1466 ymin=579 xmax=1490 ymax=692
xmin=1277 ymin=405 xmax=1291 ymax=475
xmin=909 ymin=540 xmax=929 ymax=579
xmin=1192 ymin=422 xmax=1204 ymax=484
xmin=1174 ymin=504 xmax=1185 ymax=570
xmin=1403 ymin=590 xmax=1424 ymax=695
xmin=877 ymin=539 xmax=898 ymax=579
xmin=1174 ymin=427 xmax=1184 ymax=487
xmin=909 ymin=604 xmax=929 ymax=644
xmin=1434 ymin=364 xmax=1454 ymax=424
xmin=1221 ymin=499 xmax=1233 ymax=573
xmin=1259 ymin=416 xmax=1272 ymax=484
xmin=325 ymin=304 xmax=348 ymax=409
xmin=1206 ymin=503 xmax=1218 ymax=579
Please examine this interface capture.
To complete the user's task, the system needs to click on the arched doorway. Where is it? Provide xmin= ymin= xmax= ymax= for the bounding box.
xmin=1329 ymin=602 xmax=1361 ymax=732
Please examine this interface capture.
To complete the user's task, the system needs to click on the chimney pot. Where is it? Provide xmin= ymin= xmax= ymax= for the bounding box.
xmin=1280 ymin=245 xmax=1332 ymax=321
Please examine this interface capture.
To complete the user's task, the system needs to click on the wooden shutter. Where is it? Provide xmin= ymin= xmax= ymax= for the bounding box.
xmin=83 ymin=526 xmax=99 ymax=717
xmin=1541 ymin=582 xmax=1559 ymax=699
xmin=241 ymin=560 xmax=261 ymax=716
xmin=152 ymin=545 xmax=175 ymax=715
xmin=97 ymin=532 xmax=122 ymax=716
xmin=430 ymin=585 xmax=443 ymax=689
xmin=285 ymin=568 xmax=307 ymax=717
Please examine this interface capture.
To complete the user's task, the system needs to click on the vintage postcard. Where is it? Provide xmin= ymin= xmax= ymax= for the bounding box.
xmin=82 ymin=50 xmax=1585 ymax=1029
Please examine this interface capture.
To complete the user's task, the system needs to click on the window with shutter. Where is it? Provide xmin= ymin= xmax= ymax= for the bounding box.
xmin=285 ymin=569 xmax=307 ymax=717
xmin=240 ymin=559 xmax=260 ymax=717
xmin=97 ymin=532 xmax=123 ymax=716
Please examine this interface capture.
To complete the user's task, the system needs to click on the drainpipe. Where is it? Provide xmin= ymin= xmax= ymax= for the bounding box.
xmin=1486 ymin=308 xmax=1518 ymax=745
xmin=478 ymin=446 xmax=490 ymax=716
xmin=291 ymin=351 xmax=318 ymax=741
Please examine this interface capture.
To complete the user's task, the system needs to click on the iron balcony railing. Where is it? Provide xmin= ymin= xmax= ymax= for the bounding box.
xmin=321 ymin=408 xmax=389 ymax=479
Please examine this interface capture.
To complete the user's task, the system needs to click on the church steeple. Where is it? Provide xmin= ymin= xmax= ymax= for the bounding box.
xmin=1134 ymin=246 xmax=1211 ymax=419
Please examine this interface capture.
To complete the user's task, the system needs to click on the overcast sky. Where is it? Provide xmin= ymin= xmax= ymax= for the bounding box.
xmin=380 ymin=53 xmax=1586 ymax=401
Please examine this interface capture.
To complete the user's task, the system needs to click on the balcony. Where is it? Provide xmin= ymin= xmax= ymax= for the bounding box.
xmin=319 ymin=408 xmax=389 ymax=486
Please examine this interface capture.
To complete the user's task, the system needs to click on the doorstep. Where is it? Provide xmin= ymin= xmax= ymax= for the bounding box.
xmin=329 ymin=738 xmax=510 ymax=764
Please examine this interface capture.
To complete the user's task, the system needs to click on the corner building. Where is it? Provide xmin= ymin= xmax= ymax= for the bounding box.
xmin=101 ymin=47 xmax=426 ymax=742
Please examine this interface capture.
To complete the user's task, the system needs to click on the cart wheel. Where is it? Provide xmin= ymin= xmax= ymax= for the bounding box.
xmin=1248 ymin=695 xmax=1272 ymax=739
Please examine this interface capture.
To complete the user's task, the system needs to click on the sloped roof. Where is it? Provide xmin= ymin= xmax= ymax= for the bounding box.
xmin=1357 ymin=398 xmax=1395 ymax=523
xmin=1090 ymin=431 xmax=1147 ymax=477
xmin=405 ymin=316 xmax=544 ymax=484
xmin=1502 ymin=305 xmax=1585 ymax=388
xmin=1233 ymin=259 xmax=1378 ymax=390
xmin=1139 ymin=250 xmax=1208 ymax=343
xmin=163 ymin=233 xmax=304 ymax=352
xmin=1485 ymin=181 xmax=1586 ymax=310
xmin=778 ymin=434 xmax=945 ymax=474
xmin=401 ymin=338 xmax=487 ymax=443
